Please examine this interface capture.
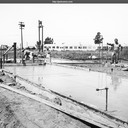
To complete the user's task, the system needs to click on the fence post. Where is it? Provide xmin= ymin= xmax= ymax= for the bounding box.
xmin=0 ymin=58 xmax=2 ymax=69
xmin=14 ymin=42 xmax=17 ymax=63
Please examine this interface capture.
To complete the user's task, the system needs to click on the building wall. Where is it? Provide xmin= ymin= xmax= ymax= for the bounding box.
xmin=44 ymin=44 xmax=98 ymax=51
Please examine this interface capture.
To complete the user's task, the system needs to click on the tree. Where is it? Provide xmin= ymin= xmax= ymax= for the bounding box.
xmin=94 ymin=32 xmax=103 ymax=44
xmin=44 ymin=37 xmax=53 ymax=44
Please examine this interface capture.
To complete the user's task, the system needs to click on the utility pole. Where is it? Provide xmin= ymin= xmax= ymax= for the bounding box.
xmin=42 ymin=25 xmax=44 ymax=52
xmin=19 ymin=22 xmax=25 ymax=64
xmin=96 ymin=87 xmax=109 ymax=111
xmin=38 ymin=20 xmax=42 ymax=53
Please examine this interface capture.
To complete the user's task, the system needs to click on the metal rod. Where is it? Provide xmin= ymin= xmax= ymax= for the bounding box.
xmin=42 ymin=25 xmax=44 ymax=52
xmin=38 ymin=23 xmax=40 ymax=51
xmin=21 ymin=24 xmax=23 ymax=63
xmin=96 ymin=87 xmax=109 ymax=111
xmin=106 ymin=87 xmax=108 ymax=111
xmin=38 ymin=20 xmax=41 ymax=52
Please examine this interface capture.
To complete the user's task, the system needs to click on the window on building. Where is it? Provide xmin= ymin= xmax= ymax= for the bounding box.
xmin=83 ymin=46 xmax=87 ymax=49
xmin=78 ymin=46 xmax=82 ymax=49
xmin=88 ymin=46 xmax=91 ymax=49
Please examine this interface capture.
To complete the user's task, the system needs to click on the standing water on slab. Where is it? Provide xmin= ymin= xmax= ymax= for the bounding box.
xmin=5 ymin=65 xmax=128 ymax=120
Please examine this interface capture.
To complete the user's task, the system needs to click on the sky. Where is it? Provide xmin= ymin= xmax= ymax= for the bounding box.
xmin=0 ymin=4 xmax=128 ymax=48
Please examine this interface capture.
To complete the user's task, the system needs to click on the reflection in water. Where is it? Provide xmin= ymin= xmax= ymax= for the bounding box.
xmin=110 ymin=74 xmax=121 ymax=90
xmin=38 ymin=77 xmax=43 ymax=86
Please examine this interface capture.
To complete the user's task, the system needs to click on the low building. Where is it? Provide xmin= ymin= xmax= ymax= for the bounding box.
xmin=44 ymin=44 xmax=98 ymax=51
